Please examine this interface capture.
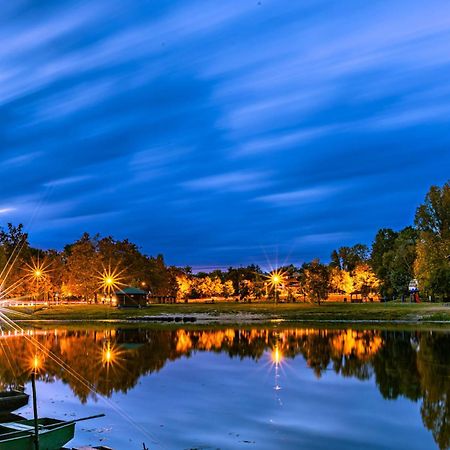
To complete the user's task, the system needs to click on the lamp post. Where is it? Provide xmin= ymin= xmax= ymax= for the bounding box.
xmin=30 ymin=354 xmax=41 ymax=450
xmin=98 ymin=265 xmax=124 ymax=306
xmin=33 ymin=269 xmax=43 ymax=307
xmin=103 ymin=275 xmax=115 ymax=306
xmin=270 ymin=273 xmax=282 ymax=304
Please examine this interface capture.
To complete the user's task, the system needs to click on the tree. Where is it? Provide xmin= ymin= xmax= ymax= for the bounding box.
xmin=370 ymin=227 xmax=418 ymax=298
xmin=147 ymin=254 xmax=177 ymax=296
xmin=0 ymin=223 xmax=32 ymax=296
xmin=195 ymin=276 xmax=223 ymax=298
xmin=353 ymin=264 xmax=380 ymax=300
xmin=222 ymin=280 xmax=235 ymax=298
xmin=239 ymin=279 xmax=254 ymax=302
xmin=386 ymin=227 xmax=417 ymax=297
xmin=414 ymin=182 xmax=450 ymax=300
xmin=302 ymin=259 xmax=330 ymax=305
xmin=176 ymin=274 xmax=193 ymax=301
xmin=63 ymin=233 xmax=101 ymax=300
xmin=330 ymin=244 xmax=369 ymax=272
xmin=226 ymin=265 xmax=263 ymax=293
xmin=371 ymin=228 xmax=398 ymax=295
xmin=329 ymin=267 xmax=354 ymax=296
xmin=0 ymin=223 xmax=29 ymax=256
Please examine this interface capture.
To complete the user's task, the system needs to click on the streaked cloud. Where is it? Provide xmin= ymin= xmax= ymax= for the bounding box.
xmin=183 ymin=171 xmax=271 ymax=193
xmin=0 ymin=0 xmax=449 ymax=266
xmin=0 ymin=208 xmax=15 ymax=215
xmin=256 ymin=186 xmax=341 ymax=206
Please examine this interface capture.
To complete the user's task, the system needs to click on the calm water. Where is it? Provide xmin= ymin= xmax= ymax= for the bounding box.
xmin=0 ymin=325 xmax=449 ymax=450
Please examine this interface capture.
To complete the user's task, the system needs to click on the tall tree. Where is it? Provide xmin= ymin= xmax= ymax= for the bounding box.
xmin=330 ymin=244 xmax=369 ymax=272
xmin=371 ymin=228 xmax=398 ymax=294
xmin=302 ymin=259 xmax=330 ymax=305
xmin=0 ymin=223 xmax=33 ymax=297
xmin=63 ymin=233 xmax=101 ymax=300
xmin=370 ymin=227 xmax=417 ymax=298
xmin=414 ymin=182 xmax=450 ymax=300
xmin=353 ymin=264 xmax=380 ymax=300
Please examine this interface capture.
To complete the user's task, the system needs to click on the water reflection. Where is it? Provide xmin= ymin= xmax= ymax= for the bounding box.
xmin=0 ymin=327 xmax=449 ymax=448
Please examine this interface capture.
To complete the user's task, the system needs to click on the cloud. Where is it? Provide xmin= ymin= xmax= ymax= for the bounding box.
xmin=183 ymin=170 xmax=271 ymax=193
xmin=1 ymin=0 xmax=450 ymax=266
xmin=0 ymin=208 xmax=15 ymax=215
xmin=256 ymin=186 xmax=342 ymax=206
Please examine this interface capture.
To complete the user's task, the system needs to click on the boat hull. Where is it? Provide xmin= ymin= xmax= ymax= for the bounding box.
xmin=0 ymin=391 xmax=29 ymax=414
xmin=0 ymin=419 xmax=75 ymax=450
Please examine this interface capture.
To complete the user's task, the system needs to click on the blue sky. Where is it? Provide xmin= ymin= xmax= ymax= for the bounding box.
xmin=1 ymin=1 xmax=450 ymax=269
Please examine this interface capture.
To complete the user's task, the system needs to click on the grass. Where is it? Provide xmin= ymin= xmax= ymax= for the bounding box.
xmin=4 ymin=301 xmax=450 ymax=324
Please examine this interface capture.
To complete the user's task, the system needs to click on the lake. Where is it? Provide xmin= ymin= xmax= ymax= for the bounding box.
xmin=0 ymin=325 xmax=448 ymax=449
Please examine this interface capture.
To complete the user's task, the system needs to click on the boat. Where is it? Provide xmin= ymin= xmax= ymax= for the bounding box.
xmin=0 ymin=391 xmax=29 ymax=415
xmin=0 ymin=417 xmax=75 ymax=450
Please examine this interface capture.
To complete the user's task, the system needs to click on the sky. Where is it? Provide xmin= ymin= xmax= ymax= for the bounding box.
xmin=1 ymin=0 xmax=450 ymax=270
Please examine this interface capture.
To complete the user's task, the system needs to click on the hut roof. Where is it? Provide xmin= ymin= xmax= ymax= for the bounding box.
xmin=115 ymin=286 xmax=147 ymax=295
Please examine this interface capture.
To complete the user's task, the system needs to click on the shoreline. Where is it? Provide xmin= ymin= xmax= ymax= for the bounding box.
xmin=4 ymin=302 xmax=450 ymax=328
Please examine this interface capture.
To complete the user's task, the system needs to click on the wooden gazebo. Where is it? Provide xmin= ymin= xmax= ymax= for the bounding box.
xmin=115 ymin=286 xmax=147 ymax=308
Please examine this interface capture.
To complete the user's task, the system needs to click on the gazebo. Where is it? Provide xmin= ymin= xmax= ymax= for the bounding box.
xmin=115 ymin=286 xmax=148 ymax=308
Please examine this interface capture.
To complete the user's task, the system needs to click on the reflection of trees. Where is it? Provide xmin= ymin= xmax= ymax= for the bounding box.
xmin=373 ymin=331 xmax=422 ymax=401
xmin=372 ymin=331 xmax=450 ymax=450
xmin=0 ymin=328 xmax=383 ymax=400
xmin=0 ymin=327 xmax=450 ymax=448
xmin=417 ymin=333 xmax=450 ymax=450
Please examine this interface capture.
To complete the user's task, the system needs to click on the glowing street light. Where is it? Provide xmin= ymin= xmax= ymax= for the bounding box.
xmin=98 ymin=265 xmax=125 ymax=301
xmin=24 ymin=257 xmax=53 ymax=304
xmin=268 ymin=270 xmax=285 ymax=303
xmin=34 ymin=269 xmax=42 ymax=279
xmin=25 ymin=258 xmax=50 ymax=283
xmin=271 ymin=274 xmax=281 ymax=285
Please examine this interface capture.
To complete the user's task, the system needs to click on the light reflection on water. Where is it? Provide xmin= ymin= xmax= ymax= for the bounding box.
xmin=0 ymin=326 xmax=448 ymax=449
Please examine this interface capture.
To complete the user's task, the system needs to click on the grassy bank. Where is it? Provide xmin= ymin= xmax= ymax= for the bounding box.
xmin=4 ymin=301 xmax=450 ymax=324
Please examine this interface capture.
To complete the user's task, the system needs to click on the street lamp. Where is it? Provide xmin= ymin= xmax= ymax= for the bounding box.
xmin=25 ymin=258 xmax=51 ymax=305
xmin=34 ymin=269 xmax=42 ymax=279
xmin=269 ymin=271 xmax=284 ymax=304
xmin=98 ymin=265 xmax=125 ymax=305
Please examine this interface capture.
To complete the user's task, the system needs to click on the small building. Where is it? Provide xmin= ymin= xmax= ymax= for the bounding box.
xmin=115 ymin=286 xmax=148 ymax=308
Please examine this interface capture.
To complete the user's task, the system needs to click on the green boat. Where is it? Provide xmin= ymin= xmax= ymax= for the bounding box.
xmin=0 ymin=417 xmax=75 ymax=450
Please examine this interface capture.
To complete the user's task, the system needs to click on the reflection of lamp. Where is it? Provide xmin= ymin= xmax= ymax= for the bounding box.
xmin=30 ymin=354 xmax=42 ymax=373
xmin=102 ymin=342 xmax=116 ymax=366
xmin=29 ymin=352 xmax=42 ymax=450
xmin=271 ymin=345 xmax=283 ymax=391
xmin=271 ymin=346 xmax=283 ymax=365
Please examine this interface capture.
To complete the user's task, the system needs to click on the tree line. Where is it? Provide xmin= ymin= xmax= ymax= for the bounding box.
xmin=0 ymin=181 xmax=448 ymax=302
xmin=177 ymin=181 xmax=449 ymax=302
xmin=0 ymin=230 xmax=177 ymax=301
